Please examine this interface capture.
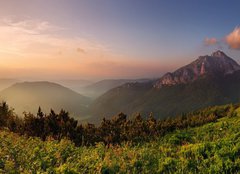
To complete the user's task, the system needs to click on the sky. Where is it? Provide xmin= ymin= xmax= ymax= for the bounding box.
xmin=0 ymin=0 xmax=239 ymax=80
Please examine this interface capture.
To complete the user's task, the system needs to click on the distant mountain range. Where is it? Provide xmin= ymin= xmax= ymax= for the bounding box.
xmin=0 ymin=50 xmax=239 ymax=123
xmin=80 ymin=79 xmax=151 ymax=99
xmin=54 ymin=79 xmax=93 ymax=93
xmin=0 ymin=79 xmax=151 ymax=120
xmin=0 ymin=79 xmax=20 ymax=91
xmin=89 ymin=51 xmax=240 ymax=123
xmin=0 ymin=81 xmax=91 ymax=120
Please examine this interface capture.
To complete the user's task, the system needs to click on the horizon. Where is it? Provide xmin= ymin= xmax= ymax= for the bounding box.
xmin=0 ymin=50 xmax=238 ymax=82
xmin=0 ymin=0 xmax=239 ymax=81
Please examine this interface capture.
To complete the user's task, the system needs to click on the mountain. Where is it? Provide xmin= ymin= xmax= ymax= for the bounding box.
xmin=154 ymin=50 xmax=240 ymax=88
xmin=89 ymin=51 xmax=240 ymax=123
xmin=0 ymin=78 xmax=20 ymax=91
xmin=55 ymin=79 xmax=93 ymax=93
xmin=0 ymin=81 xmax=91 ymax=119
xmin=79 ymin=79 xmax=151 ymax=99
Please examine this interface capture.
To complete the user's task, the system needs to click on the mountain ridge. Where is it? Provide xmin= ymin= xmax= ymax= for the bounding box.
xmin=154 ymin=50 xmax=240 ymax=88
xmin=78 ymin=78 xmax=152 ymax=99
xmin=89 ymin=51 xmax=240 ymax=123
xmin=0 ymin=81 xmax=91 ymax=119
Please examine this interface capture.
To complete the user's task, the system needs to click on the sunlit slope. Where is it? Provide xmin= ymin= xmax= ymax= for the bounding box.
xmin=0 ymin=81 xmax=91 ymax=119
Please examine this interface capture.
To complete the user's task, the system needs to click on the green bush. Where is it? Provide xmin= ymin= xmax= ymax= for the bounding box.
xmin=1 ymin=104 xmax=240 ymax=173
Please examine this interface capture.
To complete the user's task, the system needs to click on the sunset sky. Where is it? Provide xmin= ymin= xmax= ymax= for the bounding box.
xmin=0 ymin=0 xmax=239 ymax=80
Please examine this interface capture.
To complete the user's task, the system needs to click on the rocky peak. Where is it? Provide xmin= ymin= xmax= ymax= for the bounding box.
xmin=154 ymin=51 xmax=240 ymax=88
xmin=211 ymin=50 xmax=227 ymax=58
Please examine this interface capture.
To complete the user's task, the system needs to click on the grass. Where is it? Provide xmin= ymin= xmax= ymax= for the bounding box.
xmin=1 ymin=107 xmax=240 ymax=173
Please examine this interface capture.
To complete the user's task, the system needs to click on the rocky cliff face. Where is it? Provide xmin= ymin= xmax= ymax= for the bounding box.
xmin=154 ymin=50 xmax=240 ymax=88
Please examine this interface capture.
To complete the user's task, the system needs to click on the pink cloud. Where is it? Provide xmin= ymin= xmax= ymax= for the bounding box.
xmin=76 ymin=47 xmax=85 ymax=53
xmin=226 ymin=27 xmax=240 ymax=50
xmin=204 ymin=37 xmax=218 ymax=46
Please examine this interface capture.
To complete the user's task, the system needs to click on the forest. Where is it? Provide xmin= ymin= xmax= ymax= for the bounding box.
xmin=0 ymin=101 xmax=238 ymax=146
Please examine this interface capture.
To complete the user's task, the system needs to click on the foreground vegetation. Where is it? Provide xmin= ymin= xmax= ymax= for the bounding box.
xmin=1 ymin=101 xmax=238 ymax=146
xmin=1 ymin=103 xmax=240 ymax=173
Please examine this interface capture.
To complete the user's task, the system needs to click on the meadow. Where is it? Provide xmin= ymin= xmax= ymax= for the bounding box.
xmin=1 ymin=105 xmax=240 ymax=173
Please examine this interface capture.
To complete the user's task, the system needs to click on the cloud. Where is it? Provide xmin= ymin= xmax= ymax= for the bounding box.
xmin=0 ymin=17 xmax=63 ymax=56
xmin=204 ymin=37 xmax=218 ymax=46
xmin=225 ymin=27 xmax=240 ymax=50
xmin=0 ymin=16 xmax=168 ymax=80
xmin=76 ymin=47 xmax=85 ymax=53
xmin=204 ymin=26 xmax=240 ymax=51
xmin=0 ymin=16 xmax=110 ymax=58
xmin=0 ymin=16 xmax=130 ymax=79
xmin=5 ymin=18 xmax=53 ymax=36
xmin=1 ymin=16 xmax=61 ymax=34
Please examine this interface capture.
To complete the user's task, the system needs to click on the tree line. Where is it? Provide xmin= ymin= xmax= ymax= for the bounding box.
xmin=0 ymin=101 xmax=239 ymax=146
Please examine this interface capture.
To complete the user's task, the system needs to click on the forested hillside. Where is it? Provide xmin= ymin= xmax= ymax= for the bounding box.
xmin=90 ymin=51 xmax=240 ymax=123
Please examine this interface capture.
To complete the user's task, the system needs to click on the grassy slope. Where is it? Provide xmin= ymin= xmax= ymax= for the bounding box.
xmin=1 ymin=108 xmax=240 ymax=173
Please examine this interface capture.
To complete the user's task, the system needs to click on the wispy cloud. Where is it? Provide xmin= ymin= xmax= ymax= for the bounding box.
xmin=204 ymin=37 xmax=218 ymax=46
xmin=0 ymin=16 xmax=63 ymax=38
xmin=0 ymin=16 xmax=167 ymax=79
xmin=0 ymin=16 xmax=110 ymax=58
xmin=225 ymin=27 xmax=240 ymax=50
xmin=76 ymin=47 xmax=85 ymax=54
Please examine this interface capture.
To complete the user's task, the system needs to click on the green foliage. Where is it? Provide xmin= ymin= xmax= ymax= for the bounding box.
xmin=168 ymin=131 xmax=193 ymax=145
xmin=0 ymin=101 xmax=21 ymax=132
xmin=0 ymin=102 xmax=239 ymax=146
xmin=235 ymin=106 xmax=240 ymax=117
xmin=1 ymin=104 xmax=240 ymax=173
